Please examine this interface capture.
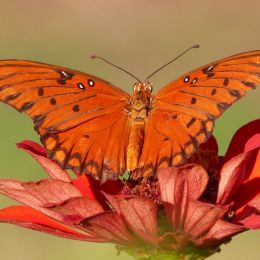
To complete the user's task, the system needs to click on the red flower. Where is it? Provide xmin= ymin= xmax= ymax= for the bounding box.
xmin=0 ymin=141 xmax=159 ymax=249
xmin=216 ymin=120 xmax=260 ymax=229
xmin=158 ymin=165 xmax=246 ymax=251
xmin=0 ymin=120 xmax=259 ymax=259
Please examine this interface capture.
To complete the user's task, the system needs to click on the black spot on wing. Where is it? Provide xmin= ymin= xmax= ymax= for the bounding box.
xmin=33 ymin=114 xmax=46 ymax=130
xmin=73 ymin=104 xmax=80 ymax=112
xmin=4 ymin=92 xmax=21 ymax=102
xmin=45 ymin=126 xmax=58 ymax=134
xmin=50 ymin=98 xmax=56 ymax=105
xmin=191 ymin=97 xmax=197 ymax=104
xmin=229 ymin=89 xmax=241 ymax=98
xmin=202 ymin=65 xmax=216 ymax=78
xmin=38 ymin=87 xmax=44 ymax=96
xmin=186 ymin=117 xmax=196 ymax=128
xmin=207 ymin=72 xmax=215 ymax=78
xmin=217 ymin=102 xmax=229 ymax=112
xmin=241 ymin=80 xmax=256 ymax=89
xmin=19 ymin=102 xmax=34 ymax=112
xmin=223 ymin=78 xmax=229 ymax=86
xmin=57 ymin=71 xmax=75 ymax=85
xmin=211 ymin=88 xmax=217 ymax=95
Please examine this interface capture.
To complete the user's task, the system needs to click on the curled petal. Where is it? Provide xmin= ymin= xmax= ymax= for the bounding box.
xmin=17 ymin=140 xmax=71 ymax=182
xmin=0 ymin=206 xmax=102 ymax=242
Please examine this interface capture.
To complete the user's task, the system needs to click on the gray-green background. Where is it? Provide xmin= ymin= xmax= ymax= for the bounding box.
xmin=0 ymin=1 xmax=259 ymax=259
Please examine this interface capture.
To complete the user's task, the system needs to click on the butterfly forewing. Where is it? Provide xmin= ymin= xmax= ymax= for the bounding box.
xmin=135 ymin=50 xmax=260 ymax=178
xmin=0 ymin=60 xmax=131 ymax=181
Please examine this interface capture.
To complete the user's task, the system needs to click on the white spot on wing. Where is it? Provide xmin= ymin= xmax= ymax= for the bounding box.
xmin=61 ymin=71 xmax=68 ymax=77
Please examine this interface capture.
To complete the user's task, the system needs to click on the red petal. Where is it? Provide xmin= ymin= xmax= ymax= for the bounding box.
xmin=102 ymin=193 xmax=121 ymax=212
xmin=22 ymin=179 xmax=82 ymax=207
xmin=80 ymin=211 xmax=137 ymax=245
xmin=158 ymin=164 xmax=208 ymax=204
xmin=245 ymin=134 xmax=260 ymax=152
xmin=17 ymin=140 xmax=46 ymax=156
xmin=100 ymin=180 xmax=123 ymax=195
xmin=0 ymin=206 xmax=102 ymax=241
xmin=238 ymin=214 xmax=260 ymax=229
xmin=51 ymin=197 xmax=104 ymax=224
xmin=72 ymin=175 xmax=123 ymax=203
xmin=17 ymin=140 xmax=71 ymax=182
xmin=231 ymin=153 xmax=260 ymax=212
xmin=185 ymin=200 xmax=226 ymax=241
xmin=224 ymin=119 xmax=260 ymax=163
xmin=159 ymin=165 xmax=209 ymax=230
xmin=118 ymin=197 xmax=158 ymax=244
xmin=72 ymin=175 xmax=98 ymax=199
xmin=194 ymin=219 xmax=246 ymax=247
xmin=248 ymin=194 xmax=260 ymax=210
xmin=0 ymin=179 xmax=81 ymax=221
xmin=234 ymin=194 xmax=260 ymax=228
xmin=217 ymin=149 xmax=258 ymax=205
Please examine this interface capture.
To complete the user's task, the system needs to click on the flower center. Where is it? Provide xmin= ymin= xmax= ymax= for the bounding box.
xmin=121 ymin=176 xmax=162 ymax=203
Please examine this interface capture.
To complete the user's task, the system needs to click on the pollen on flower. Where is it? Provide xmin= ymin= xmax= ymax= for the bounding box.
xmin=121 ymin=176 xmax=162 ymax=204
xmin=224 ymin=210 xmax=236 ymax=222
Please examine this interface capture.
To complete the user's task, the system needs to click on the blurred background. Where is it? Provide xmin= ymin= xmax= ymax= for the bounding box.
xmin=0 ymin=0 xmax=259 ymax=259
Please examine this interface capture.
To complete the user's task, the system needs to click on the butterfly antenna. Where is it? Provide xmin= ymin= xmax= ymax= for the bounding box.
xmin=145 ymin=44 xmax=200 ymax=80
xmin=91 ymin=55 xmax=141 ymax=82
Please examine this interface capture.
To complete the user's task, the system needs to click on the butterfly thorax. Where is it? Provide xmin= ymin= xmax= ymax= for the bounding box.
xmin=127 ymin=82 xmax=153 ymax=174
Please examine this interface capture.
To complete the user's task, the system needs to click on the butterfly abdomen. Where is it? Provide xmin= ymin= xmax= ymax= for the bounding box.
xmin=127 ymin=121 xmax=145 ymax=173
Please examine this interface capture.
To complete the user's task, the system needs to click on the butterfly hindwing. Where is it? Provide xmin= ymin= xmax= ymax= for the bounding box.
xmin=0 ymin=60 xmax=131 ymax=181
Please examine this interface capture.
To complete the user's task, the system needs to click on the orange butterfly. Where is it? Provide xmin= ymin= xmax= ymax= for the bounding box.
xmin=0 ymin=48 xmax=259 ymax=182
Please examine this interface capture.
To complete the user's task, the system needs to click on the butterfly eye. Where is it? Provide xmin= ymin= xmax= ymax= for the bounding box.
xmin=133 ymin=84 xmax=141 ymax=92
xmin=147 ymin=82 xmax=153 ymax=92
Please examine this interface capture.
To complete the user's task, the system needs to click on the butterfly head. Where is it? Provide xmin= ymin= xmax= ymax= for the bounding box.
xmin=132 ymin=81 xmax=152 ymax=110
xmin=133 ymin=81 xmax=153 ymax=94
